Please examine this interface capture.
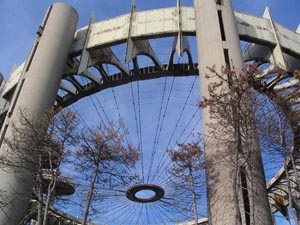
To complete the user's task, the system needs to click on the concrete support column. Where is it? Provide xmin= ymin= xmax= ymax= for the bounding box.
xmin=194 ymin=0 xmax=272 ymax=224
xmin=0 ymin=3 xmax=78 ymax=224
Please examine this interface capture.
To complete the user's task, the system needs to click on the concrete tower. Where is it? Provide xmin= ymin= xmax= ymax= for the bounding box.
xmin=0 ymin=3 xmax=78 ymax=224
xmin=194 ymin=0 xmax=273 ymax=224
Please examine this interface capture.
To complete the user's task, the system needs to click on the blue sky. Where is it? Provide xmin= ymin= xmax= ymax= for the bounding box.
xmin=0 ymin=0 xmax=299 ymax=224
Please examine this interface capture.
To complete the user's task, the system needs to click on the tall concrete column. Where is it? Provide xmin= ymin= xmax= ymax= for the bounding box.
xmin=0 ymin=3 xmax=78 ymax=224
xmin=194 ymin=0 xmax=272 ymax=224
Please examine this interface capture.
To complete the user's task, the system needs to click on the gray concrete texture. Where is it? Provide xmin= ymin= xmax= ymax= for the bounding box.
xmin=194 ymin=0 xmax=272 ymax=224
xmin=0 ymin=3 xmax=78 ymax=224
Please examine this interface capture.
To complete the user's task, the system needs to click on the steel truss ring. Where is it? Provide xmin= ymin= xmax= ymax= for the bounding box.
xmin=126 ymin=184 xmax=165 ymax=203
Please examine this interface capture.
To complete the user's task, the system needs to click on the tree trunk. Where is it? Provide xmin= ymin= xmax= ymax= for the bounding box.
xmin=83 ymin=163 xmax=99 ymax=225
xmin=42 ymin=150 xmax=60 ymax=225
xmin=289 ymin=153 xmax=300 ymax=225
xmin=37 ymin=156 xmax=43 ymax=225
xmin=42 ymin=173 xmax=57 ymax=225
xmin=188 ymin=167 xmax=198 ymax=225
xmin=233 ymin=104 xmax=243 ymax=225
xmin=290 ymin=153 xmax=300 ymax=191
xmin=284 ymin=160 xmax=300 ymax=225
xmin=43 ymin=143 xmax=65 ymax=225
xmin=232 ymin=151 xmax=242 ymax=225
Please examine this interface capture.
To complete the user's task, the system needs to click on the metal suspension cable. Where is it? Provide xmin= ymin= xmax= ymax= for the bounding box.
xmin=71 ymin=179 xmax=130 ymax=192
xmin=152 ymin=76 xmax=169 ymax=153
xmin=146 ymin=77 xmax=176 ymax=184
xmin=98 ymin=199 xmax=136 ymax=221
xmin=148 ymin=202 xmax=165 ymax=224
xmin=164 ymin=76 xmax=198 ymax=149
xmin=151 ymin=77 xmax=198 ymax=184
xmin=130 ymin=82 xmax=145 ymax=184
xmin=136 ymin=80 xmax=145 ymax=184
xmin=154 ymin=172 xmax=176 ymax=188
xmin=130 ymin=83 xmax=140 ymax=145
xmin=111 ymin=87 xmax=130 ymax=147
xmin=182 ymin=116 xmax=202 ymax=144
xmin=121 ymin=203 xmax=140 ymax=225
xmin=71 ymin=105 xmax=90 ymax=130
xmin=145 ymin=78 xmax=170 ymax=184
xmin=152 ymin=200 xmax=178 ymax=221
xmin=97 ymin=199 xmax=129 ymax=215
xmin=103 ymin=63 xmax=131 ymax=147
xmin=153 ymin=77 xmax=176 ymax=150
xmin=171 ymin=107 xmax=201 ymax=148
xmin=152 ymin=107 xmax=201 ymax=182
xmin=145 ymin=203 xmax=151 ymax=225
xmin=94 ymin=94 xmax=110 ymax=122
xmin=72 ymin=91 xmax=138 ymax=199
xmin=134 ymin=203 xmax=145 ymax=225
xmin=69 ymin=72 xmax=202 ymax=224
xmin=89 ymin=95 xmax=105 ymax=125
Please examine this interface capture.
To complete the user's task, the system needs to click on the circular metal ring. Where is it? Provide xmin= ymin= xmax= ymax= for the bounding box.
xmin=126 ymin=184 xmax=165 ymax=203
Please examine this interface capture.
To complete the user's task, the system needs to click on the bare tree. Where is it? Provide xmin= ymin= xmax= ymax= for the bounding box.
xmin=0 ymin=109 xmax=79 ymax=225
xmin=199 ymin=63 xmax=300 ymax=224
xmin=200 ymin=64 xmax=273 ymax=225
xmin=253 ymin=68 xmax=300 ymax=224
xmin=167 ymin=141 xmax=204 ymax=225
xmin=40 ymin=109 xmax=79 ymax=225
xmin=75 ymin=120 xmax=139 ymax=225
